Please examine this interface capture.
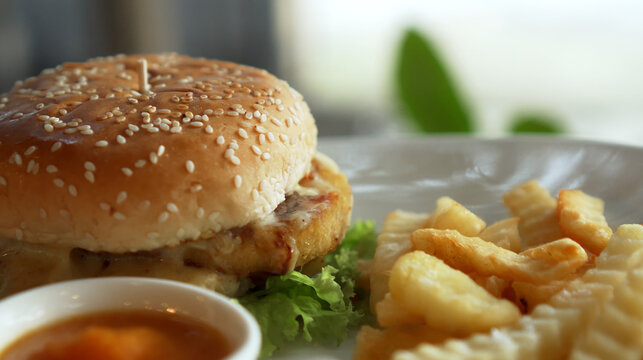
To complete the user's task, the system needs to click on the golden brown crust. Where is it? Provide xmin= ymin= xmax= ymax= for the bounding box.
xmin=0 ymin=54 xmax=317 ymax=252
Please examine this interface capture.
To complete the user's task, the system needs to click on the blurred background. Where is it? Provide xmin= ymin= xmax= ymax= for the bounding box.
xmin=0 ymin=0 xmax=641 ymax=145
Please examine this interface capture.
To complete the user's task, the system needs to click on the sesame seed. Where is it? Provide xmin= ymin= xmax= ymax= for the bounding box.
xmin=158 ymin=211 xmax=169 ymax=223
xmin=251 ymin=145 xmax=262 ymax=155
xmin=84 ymin=161 xmax=96 ymax=172
xmin=149 ymin=152 xmax=158 ymax=164
xmin=157 ymin=145 xmax=165 ymax=157
xmin=227 ymin=111 xmax=239 ymax=116
xmin=224 ymin=149 xmax=234 ymax=159
xmin=125 ymin=129 xmax=134 ymax=136
xmin=44 ymin=124 xmax=54 ymax=132
xmin=260 ymin=179 xmax=269 ymax=191
xmin=139 ymin=200 xmax=151 ymax=210
xmin=84 ymin=171 xmax=95 ymax=183
xmin=59 ymin=109 xmax=67 ymax=115
xmin=135 ymin=160 xmax=146 ymax=168
xmin=68 ymin=185 xmax=78 ymax=197
xmin=238 ymin=128 xmax=249 ymax=139
xmin=95 ymin=140 xmax=108 ymax=148
xmin=252 ymin=189 xmax=259 ymax=201
xmin=128 ymin=124 xmax=140 ymax=132
xmin=80 ymin=129 xmax=94 ymax=135
xmin=190 ymin=121 xmax=204 ymax=127
xmin=229 ymin=141 xmax=239 ymax=150
xmin=204 ymin=125 xmax=214 ymax=134
xmin=185 ymin=160 xmax=195 ymax=173
xmin=205 ymin=109 xmax=214 ymax=115
xmin=46 ymin=165 xmax=58 ymax=173
xmin=267 ymin=132 xmax=275 ymax=142
xmin=24 ymin=146 xmax=37 ymax=156
xmin=216 ymin=136 xmax=225 ymax=145
xmin=160 ymin=123 xmax=170 ymax=131
xmin=64 ymin=128 xmax=78 ymax=134
xmin=234 ymin=175 xmax=242 ymax=188
xmin=208 ymin=212 xmax=220 ymax=223
xmin=11 ymin=153 xmax=22 ymax=166
xmin=190 ymin=184 xmax=203 ymax=193
xmin=113 ymin=212 xmax=126 ymax=221
xmin=99 ymin=202 xmax=110 ymax=211
xmin=51 ymin=142 xmax=62 ymax=152
xmin=261 ymin=152 xmax=271 ymax=160
xmin=214 ymin=108 xmax=224 ymax=116
xmin=196 ymin=208 xmax=205 ymax=219
xmin=230 ymin=156 xmax=240 ymax=165
xmin=26 ymin=160 xmax=36 ymax=173
xmin=116 ymin=135 xmax=126 ymax=144
xmin=244 ymin=112 xmax=253 ymax=120
xmin=259 ymin=134 xmax=266 ymax=144
xmin=167 ymin=203 xmax=179 ymax=213
xmin=0 ymin=176 xmax=6 ymax=186
xmin=121 ymin=167 xmax=133 ymax=176
xmin=16 ymin=229 xmax=23 ymax=241
xmin=116 ymin=191 xmax=127 ymax=204
xmin=202 ymin=114 xmax=209 ymax=122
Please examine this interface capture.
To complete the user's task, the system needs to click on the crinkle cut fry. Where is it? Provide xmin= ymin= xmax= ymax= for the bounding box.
xmin=393 ymin=224 xmax=643 ymax=360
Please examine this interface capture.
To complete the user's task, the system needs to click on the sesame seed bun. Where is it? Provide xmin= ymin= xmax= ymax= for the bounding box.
xmin=0 ymin=53 xmax=319 ymax=252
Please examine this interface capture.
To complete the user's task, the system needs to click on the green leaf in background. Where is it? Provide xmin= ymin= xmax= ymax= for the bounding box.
xmin=396 ymin=28 xmax=473 ymax=133
xmin=510 ymin=112 xmax=563 ymax=134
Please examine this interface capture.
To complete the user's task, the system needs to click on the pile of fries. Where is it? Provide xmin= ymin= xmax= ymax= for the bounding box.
xmin=355 ymin=180 xmax=643 ymax=360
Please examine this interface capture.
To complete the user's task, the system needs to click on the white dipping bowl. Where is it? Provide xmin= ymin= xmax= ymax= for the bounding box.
xmin=0 ymin=277 xmax=261 ymax=360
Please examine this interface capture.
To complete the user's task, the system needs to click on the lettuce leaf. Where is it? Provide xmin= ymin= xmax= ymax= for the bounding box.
xmin=238 ymin=220 xmax=377 ymax=357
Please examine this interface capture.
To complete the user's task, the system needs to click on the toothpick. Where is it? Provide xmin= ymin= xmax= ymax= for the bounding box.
xmin=137 ymin=58 xmax=150 ymax=93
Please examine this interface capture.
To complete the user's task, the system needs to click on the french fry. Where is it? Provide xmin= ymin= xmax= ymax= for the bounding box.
xmin=354 ymin=325 xmax=450 ymax=360
xmin=558 ymin=189 xmax=612 ymax=255
xmin=370 ymin=210 xmax=430 ymax=314
xmin=376 ymin=293 xmax=425 ymax=328
xmin=479 ymin=217 xmax=522 ymax=253
xmin=424 ymin=197 xmax=486 ymax=236
xmin=370 ymin=233 xmax=414 ymax=314
xmin=503 ymin=180 xmax=564 ymax=247
xmin=512 ymin=280 xmax=573 ymax=313
xmin=470 ymin=274 xmax=511 ymax=299
xmin=569 ymin=255 xmax=643 ymax=359
xmin=389 ymin=251 xmax=521 ymax=336
xmin=393 ymin=224 xmax=643 ymax=360
xmin=412 ymin=229 xmax=588 ymax=284
xmin=382 ymin=210 xmax=432 ymax=234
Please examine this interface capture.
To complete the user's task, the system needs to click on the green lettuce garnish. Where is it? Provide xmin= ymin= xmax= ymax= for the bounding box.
xmin=238 ymin=220 xmax=377 ymax=357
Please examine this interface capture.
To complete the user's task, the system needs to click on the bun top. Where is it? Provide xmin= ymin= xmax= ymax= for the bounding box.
xmin=0 ymin=53 xmax=317 ymax=252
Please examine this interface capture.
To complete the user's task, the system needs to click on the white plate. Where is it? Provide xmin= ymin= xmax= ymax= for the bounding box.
xmin=272 ymin=135 xmax=643 ymax=360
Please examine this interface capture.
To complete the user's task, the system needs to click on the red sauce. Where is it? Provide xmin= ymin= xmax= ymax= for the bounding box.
xmin=0 ymin=310 xmax=231 ymax=360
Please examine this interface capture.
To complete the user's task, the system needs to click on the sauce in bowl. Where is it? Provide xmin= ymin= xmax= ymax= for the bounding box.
xmin=1 ymin=310 xmax=231 ymax=360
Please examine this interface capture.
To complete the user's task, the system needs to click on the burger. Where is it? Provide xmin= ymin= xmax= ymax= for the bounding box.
xmin=0 ymin=53 xmax=352 ymax=297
